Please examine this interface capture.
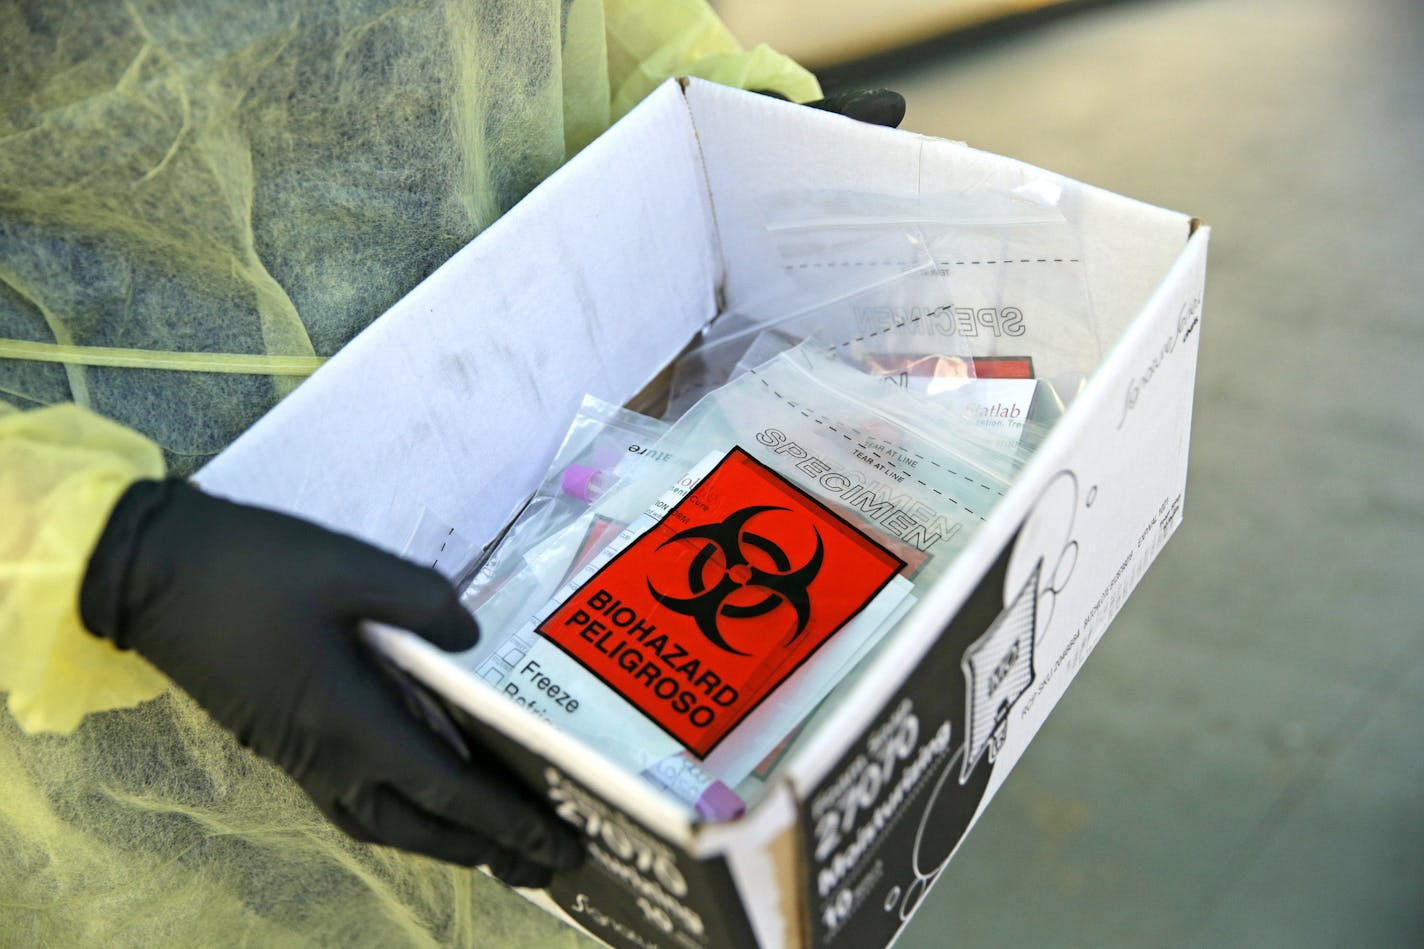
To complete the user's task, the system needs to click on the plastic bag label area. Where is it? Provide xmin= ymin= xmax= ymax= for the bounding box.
xmin=537 ymin=448 xmax=905 ymax=757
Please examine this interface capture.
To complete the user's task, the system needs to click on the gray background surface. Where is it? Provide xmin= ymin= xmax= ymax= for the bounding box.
xmin=884 ymin=0 xmax=1424 ymax=945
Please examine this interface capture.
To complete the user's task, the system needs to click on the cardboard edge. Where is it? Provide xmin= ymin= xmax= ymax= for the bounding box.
xmin=676 ymin=79 xmax=732 ymax=314
xmin=700 ymin=783 xmax=805 ymax=947
xmin=607 ymin=78 xmax=727 ymax=413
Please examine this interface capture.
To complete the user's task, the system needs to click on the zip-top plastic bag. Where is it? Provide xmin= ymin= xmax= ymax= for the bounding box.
xmin=732 ymin=324 xmax=1047 ymax=455
xmin=666 ymin=225 xmax=971 ymax=417
xmin=667 ymin=181 xmax=1100 ymax=420
xmin=459 ymin=396 xmax=670 ymax=656
xmin=459 ymin=344 xmax=1030 ymax=818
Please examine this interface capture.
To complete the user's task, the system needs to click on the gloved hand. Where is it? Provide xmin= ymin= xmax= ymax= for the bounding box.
xmin=81 ymin=478 xmax=581 ymax=887
xmin=807 ymin=87 xmax=907 ymax=128
xmin=756 ymin=86 xmax=907 ymax=128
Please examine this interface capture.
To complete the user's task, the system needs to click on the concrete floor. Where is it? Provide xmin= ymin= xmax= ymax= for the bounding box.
xmin=878 ymin=0 xmax=1424 ymax=946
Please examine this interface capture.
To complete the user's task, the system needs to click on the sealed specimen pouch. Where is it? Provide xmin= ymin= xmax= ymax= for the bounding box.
xmin=665 ymin=228 xmax=964 ymax=417
xmin=732 ymin=327 xmax=1048 ymax=454
xmin=463 ymin=345 xmax=1018 ymax=816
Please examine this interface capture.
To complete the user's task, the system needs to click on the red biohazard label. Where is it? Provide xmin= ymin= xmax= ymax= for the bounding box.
xmin=537 ymin=447 xmax=905 ymax=757
xmin=969 ymin=355 xmax=1035 ymax=379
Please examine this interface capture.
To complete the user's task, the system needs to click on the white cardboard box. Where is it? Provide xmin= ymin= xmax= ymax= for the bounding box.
xmin=200 ymin=79 xmax=1207 ymax=949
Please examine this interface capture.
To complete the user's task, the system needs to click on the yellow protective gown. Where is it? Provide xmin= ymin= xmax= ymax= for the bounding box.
xmin=0 ymin=1 xmax=818 ymax=943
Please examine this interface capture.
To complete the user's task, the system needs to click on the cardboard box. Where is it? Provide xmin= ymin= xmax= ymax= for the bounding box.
xmin=200 ymin=79 xmax=1207 ymax=949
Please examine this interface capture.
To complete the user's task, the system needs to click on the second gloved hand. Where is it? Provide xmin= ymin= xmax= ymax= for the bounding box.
xmin=806 ymin=88 xmax=906 ymax=128
xmin=81 ymin=479 xmax=581 ymax=887
xmin=755 ymin=86 xmax=907 ymax=128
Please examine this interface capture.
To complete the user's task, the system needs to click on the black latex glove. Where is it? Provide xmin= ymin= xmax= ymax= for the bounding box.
xmin=808 ymin=88 xmax=907 ymax=128
xmin=81 ymin=478 xmax=581 ymax=887
xmin=756 ymin=87 xmax=907 ymax=128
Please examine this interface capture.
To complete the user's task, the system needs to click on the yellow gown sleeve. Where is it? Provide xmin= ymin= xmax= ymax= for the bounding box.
xmin=602 ymin=0 xmax=822 ymax=122
xmin=0 ymin=402 xmax=169 ymax=735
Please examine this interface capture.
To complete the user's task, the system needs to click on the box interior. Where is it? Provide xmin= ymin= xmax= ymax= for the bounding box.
xmin=198 ymin=80 xmax=1194 ymax=852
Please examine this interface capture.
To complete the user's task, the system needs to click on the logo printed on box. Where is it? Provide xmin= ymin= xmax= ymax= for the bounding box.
xmin=539 ymin=447 xmax=905 ymax=756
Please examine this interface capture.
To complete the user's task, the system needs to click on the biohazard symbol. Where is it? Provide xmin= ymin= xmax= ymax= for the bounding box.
xmin=647 ymin=506 xmax=824 ymax=656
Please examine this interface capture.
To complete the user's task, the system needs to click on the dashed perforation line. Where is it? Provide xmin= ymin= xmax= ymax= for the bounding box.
xmin=822 ymin=310 xmax=936 ymax=354
xmin=785 ymin=257 xmax=1079 ymax=269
